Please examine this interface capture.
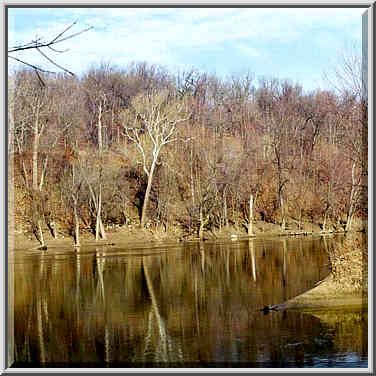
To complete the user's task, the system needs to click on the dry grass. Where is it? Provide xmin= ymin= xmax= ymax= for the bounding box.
xmin=329 ymin=232 xmax=367 ymax=292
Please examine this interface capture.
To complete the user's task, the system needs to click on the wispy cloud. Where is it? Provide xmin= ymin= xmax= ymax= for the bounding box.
xmin=8 ymin=7 xmax=364 ymax=91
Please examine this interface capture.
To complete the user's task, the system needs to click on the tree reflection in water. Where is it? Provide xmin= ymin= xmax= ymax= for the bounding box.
xmin=12 ymin=236 xmax=367 ymax=367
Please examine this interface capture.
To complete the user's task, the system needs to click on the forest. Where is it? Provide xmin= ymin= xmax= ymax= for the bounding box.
xmin=8 ymin=61 xmax=367 ymax=246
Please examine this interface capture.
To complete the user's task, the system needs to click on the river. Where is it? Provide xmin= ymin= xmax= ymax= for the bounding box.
xmin=9 ymin=236 xmax=368 ymax=368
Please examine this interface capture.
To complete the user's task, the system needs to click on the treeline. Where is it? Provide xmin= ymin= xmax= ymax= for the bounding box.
xmin=9 ymin=61 xmax=367 ymax=244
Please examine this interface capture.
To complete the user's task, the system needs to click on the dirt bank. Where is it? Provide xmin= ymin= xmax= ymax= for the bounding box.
xmin=282 ymin=274 xmax=365 ymax=310
xmin=10 ymin=216 xmax=365 ymax=251
xmin=282 ymin=232 xmax=367 ymax=310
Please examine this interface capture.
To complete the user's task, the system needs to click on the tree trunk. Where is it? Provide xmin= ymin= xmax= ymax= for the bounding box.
xmin=198 ymin=206 xmax=204 ymax=240
xmin=189 ymin=148 xmax=195 ymax=233
xmin=95 ymin=203 xmax=101 ymax=241
xmin=345 ymin=161 xmax=357 ymax=232
xmin=100 ymin=218 xmax=106 ymax=239
xmin=141 ymin=159 xmax=157 ymax=227
xmin=280 ymin=194 xmax=286 ymax=231
xmin=95 ymin=184 xmax=106 ymax=240
xmin=21 ymin=160 xmax=29 ymax=189
xmin=38 ymin=219 xmax=45 ymax=247
xmin=32 ymin=128 xmax=39 ymax=191
xmin=73 ymin=200 xmax=80 ymax=246
xmin=190 ymin=147 xmax=195 ymax=207
xmin=39 ymin=155 xmax=49 ymax=192
xmin=86 ymin=180 xmax=105 ymax=241
xmin=98 ymin=101 xmax=103 ymax=155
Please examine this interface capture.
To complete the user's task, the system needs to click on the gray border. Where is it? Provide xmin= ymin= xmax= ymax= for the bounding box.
xmin=2 ymin=2 xmax=374 ymax=374
xmin=7 ymin=3 xmax=14 ymax=368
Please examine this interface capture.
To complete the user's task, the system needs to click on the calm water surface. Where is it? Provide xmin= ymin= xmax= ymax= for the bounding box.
xmin=10 ymin=236 xmax=368 ymax=368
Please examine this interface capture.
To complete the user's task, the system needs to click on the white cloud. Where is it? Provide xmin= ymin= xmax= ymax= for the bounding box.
xmin=8 ymin=7 xmax=364 ymax=91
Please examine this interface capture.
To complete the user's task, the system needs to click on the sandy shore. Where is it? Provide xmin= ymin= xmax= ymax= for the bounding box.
xmin=281 ymin=274 xmax=366 ymax=311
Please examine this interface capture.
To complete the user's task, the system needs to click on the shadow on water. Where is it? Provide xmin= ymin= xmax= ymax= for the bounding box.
xmin=11 ymin=237 xmax=367 ymax=367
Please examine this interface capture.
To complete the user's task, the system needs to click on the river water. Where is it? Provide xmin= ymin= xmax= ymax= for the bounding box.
xmin=10 ymin=236 xmax=368 ymax=368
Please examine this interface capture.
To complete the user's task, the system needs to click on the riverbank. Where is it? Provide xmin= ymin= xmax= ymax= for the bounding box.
xmin=10 ymin=222 xmax=367 ymax=310
xmin=282 ymin=274 xmax=365 ymax=310
xmin=282 ymin=231 xmax=367 ymax=310
xmin=10 ymin=217 xmax=365 ymax=250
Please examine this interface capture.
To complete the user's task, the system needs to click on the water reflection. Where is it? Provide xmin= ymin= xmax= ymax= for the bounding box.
xmin=12 ymin=237 xmax=367 ymax=367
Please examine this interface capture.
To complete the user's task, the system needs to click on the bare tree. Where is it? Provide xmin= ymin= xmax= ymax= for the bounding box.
xmin=60 ymin=158 xmax=84 ymax=247
xmin=325 ymin=43 xmax=364 ymax=102
xmin=326 ymin=45 xmax=367 ymax=231
xmin=123 ymin=90 xmax=190 ymax=227
xmin=12 ymin=72 xmax=52 ymax=245
xmin=82 ymin=65 xmax=120 ymax=240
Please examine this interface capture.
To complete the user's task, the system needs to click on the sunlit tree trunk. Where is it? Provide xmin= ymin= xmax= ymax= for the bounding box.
xmin=248 ymin=193 xmax=255 ymax=235
xmin=141 ymin=159 xmax=157 ymax=227
xmin=85 ymin=174 xmax=106 ymax=241
xmin=37 ymin=218 xmax=44 ymax=247
xmin=97 ymin=101 xmax=103 ymax=154
xmin=95 ymin=185 xmax=102 ymax=241
xmin=32 ymin=120 xmax=39 ymax=192
xmin=73 ymin=197 xmax=80 ymax=246
xmin=198 ymin=207 xmax=204 ymax=239
xmin=198 ymin=206 xmax=210 ymax=240
xmin=31 ymin=117 xmax=46 ymax=246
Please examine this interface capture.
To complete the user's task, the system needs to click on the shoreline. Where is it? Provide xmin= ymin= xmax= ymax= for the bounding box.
xmin=281 ymin=274 xmax=366 ymax=311
xmin=283 ymin=230 xmax=367 ymax=311
xmin=10 ymin=226 xmax=367 ymax=311
xmin=10 ymin=221 xmax=364 ymax=251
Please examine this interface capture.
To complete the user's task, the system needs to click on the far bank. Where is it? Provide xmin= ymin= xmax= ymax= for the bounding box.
xmin=10 ymin=223 xmax=367 ymax=310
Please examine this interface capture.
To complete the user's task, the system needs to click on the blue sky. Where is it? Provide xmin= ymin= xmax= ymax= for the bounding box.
xmin=8 ymin=7 xmax=365 ymax=92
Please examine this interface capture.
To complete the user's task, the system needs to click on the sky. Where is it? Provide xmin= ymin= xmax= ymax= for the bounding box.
xmin=8 ymin=7 xmax=366 ymax=92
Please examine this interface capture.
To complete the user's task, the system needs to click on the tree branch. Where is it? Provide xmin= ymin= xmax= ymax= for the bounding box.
xmin=9 ymin=20 xmax=93 ymax=80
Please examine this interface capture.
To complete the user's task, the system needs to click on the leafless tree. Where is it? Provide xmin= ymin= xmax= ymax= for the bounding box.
xmin=325 ymin=45 xmax=367 ymax=231
xmin=123 ymin=90 xmax=190 ymax=227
